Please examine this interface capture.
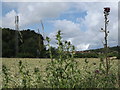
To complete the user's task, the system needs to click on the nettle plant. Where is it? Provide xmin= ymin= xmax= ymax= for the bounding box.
xmin=45 ymin=30 xmax=81 ymax=88
xmin=17 ymin=60 xmax=32 ymax=88
xmin=17 ymin=60 xmax=43 ymax=88
xmin=2 ymin=60 xmax=43 ymax=88
xmin=2 ymin=65 xmax=12 ymax=88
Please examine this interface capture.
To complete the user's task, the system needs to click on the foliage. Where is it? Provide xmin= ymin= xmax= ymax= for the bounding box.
xmin=2 ymin=60 xmax=44 ymax=88
xmin=45 ymin=30 xmax=81 ymax=88
xmin=2 ymin=28 xmax=118 ymax=58
xmin=2 ymin=58 xmax=118 ymax=88
xmin=2 ymin=65 xmax=11 ymax=88
xmin=2 ymin=30 xmax=119 ymax=88
xmin=75 ymin=52 xmax=99 ymax=58
xmin=2 ymin=28 xmax=46 ymax=58
xmin=74 ymin=46 xmax=119 ymax=58
xmin=78 ymin=58 xmax=118 ymax=88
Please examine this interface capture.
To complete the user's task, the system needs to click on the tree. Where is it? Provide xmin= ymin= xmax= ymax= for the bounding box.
xmin=2 ymin=28 xmax=46 ymax=58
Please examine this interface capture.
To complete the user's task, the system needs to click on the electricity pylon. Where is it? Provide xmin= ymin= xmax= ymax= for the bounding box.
xmin=15 ymin=15 xmax=19 ymax=57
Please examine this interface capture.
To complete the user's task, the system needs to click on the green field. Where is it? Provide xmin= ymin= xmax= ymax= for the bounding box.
xmin=2 ymin=58 xmax=119 ymax=88
xmin=2 ymin=58 xmax=118 ymax=76
xmin=2 ymin=58 xmax=118 ymax=78
xmin=2 ymin=58 xmax=118 ymax=68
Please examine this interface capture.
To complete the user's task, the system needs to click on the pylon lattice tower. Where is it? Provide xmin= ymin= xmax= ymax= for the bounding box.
xmin=15 ymin=15 xmax=19 ymax=57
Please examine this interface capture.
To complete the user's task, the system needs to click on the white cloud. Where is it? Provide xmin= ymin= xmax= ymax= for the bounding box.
xmin=2 ymin=2 xmax=70 ymax=28
xmin=2 ymin=2 xmax=118 ymax=50
xmin=2 ymin=10 xmax=17 ymax=28
xmin=48 ymin=2 xmax=118 ymax=50
xmin=77 ymin=44 xmax=90 ymax=51
xmin=49 ymin=19 xmax=90 ymax=50
xmin=76 ymin=2 xmax=118 ymax=48
xmin=53 ymin=19 xmax=81 ymax=34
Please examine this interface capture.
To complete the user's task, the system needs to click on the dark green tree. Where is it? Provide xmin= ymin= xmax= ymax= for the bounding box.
xmin=2 ymin=28 xmax=46 ymax=58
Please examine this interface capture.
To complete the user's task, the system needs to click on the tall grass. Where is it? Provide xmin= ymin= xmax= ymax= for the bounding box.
xmin=2 ymin=31 xmax=119 ymax=88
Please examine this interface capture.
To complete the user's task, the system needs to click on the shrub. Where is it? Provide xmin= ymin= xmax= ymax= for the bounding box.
xmin=44 ymin=30 xmax=81 ymax=88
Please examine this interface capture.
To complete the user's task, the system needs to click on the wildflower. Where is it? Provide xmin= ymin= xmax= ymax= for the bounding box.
xmin=95 ymin=70 xmax=100 ymax=74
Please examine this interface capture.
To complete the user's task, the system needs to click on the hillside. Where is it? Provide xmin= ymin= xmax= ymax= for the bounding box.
xmin=1 ymin=28 xmax=119 ymax=58
xmin=75 ymin=46 xmax=119 ymax=58
xmin=85 ymin=46 xmax=119 ymax=53
xmin=2 ymin=28 xmax=46 ymax=58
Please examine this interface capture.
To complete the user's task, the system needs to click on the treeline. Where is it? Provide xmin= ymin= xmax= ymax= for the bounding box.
xmin=2 ymin=28 xmax=46 ymax=58
xmin=75 ymin=46 xmax=119 ymax=58
xmin=1 ymin=28 xmax=119 ymax=58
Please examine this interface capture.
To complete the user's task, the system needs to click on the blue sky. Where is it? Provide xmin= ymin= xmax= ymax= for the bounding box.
xmin=1 ymin=2 xmax=118 ymax=51
xmin=2 ymin=2 xmax=87 ymax=32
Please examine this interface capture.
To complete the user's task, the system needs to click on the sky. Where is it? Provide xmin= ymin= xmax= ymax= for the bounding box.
xmin=1 ymin=1 xmax=119 ymax=51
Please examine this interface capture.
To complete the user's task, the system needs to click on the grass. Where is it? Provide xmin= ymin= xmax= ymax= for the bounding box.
xmin=2 ymin=58 xmax=99 ymax=72
xmin=2 ymin=58 xmax=119 ymax=88
xmin=2 ymin=58 xmax=118 ymax=76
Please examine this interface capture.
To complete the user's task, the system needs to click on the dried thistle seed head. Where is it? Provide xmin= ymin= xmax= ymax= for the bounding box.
xmin=104 ymin=7 xmax=110 ymax=13
xmin=95 ymin=70 xmax=100 ymax=74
